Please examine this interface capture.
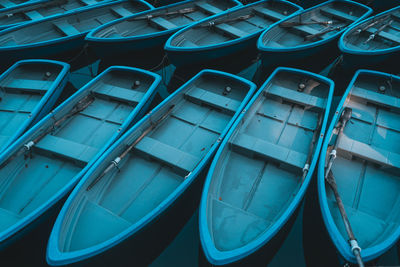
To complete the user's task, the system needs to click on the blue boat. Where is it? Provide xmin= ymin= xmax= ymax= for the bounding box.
xmin=318 ymin=69 xmax=400 ymax=265
xmin=46 ymin=69 xmax=256 ymax=266
xmin=0 ymin=59 xmax=69 ymax=154
xmin=165 ymin=0 xmax=302 ymax=67
xmin=0 ymin=0 xmax=153 ymax=63
xmin=0 ymin=0 xmax=112 ymax=31
xmin=199 ymin=67 xmax=333 ymax=265
xmin=339 ymin=6 xmax=400 ymax=69
xmin=85 ymin=0 xmax=241 ymax=61
xmin=257 ymin=0 xmax=372 ymax=68
xmin=0 ymin=66 xmax=161 ymax=250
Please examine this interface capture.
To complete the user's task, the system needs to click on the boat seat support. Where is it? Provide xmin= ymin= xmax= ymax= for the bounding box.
xmin=195 ymin=2 xmax=223 ymax=15
xmin=351 ymin=86 xmax=400 ymax=110
xmin=1 ymin=79 xmax=52 ymax=94
xmin=253 ymin=7 xmax=285 ymax=21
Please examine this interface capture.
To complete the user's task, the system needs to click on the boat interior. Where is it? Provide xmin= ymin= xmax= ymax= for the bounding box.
xmin=206 ymin=70 xmax=330 ymax=251
xmin=0 ymin=0 xmax=108 ymax=26
xmin=55 ymin=72 xmax=252 ymax=253
xmin=342 ymin=8 xmax=400 ymax=51
xmin=0 ymin=61 xmax=64 ymax=148
xmin=0 ymin=68 xmax=155 ymax=235
xmin=0 ymin=1 xmax=150 ymax=46
xmin=326 ymin=71 xmax=400 ymax=249
xmin=261 ymin=1 xmax=368 ymax=48
xmin=169 ymin=1 xmax=300 ymax=48
xmin=91 ymin=0 xmax=238 ymax=39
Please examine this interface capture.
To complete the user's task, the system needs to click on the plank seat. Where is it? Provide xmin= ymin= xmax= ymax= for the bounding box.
xmin=0 ymin=0 xmax=16 ymax=8
xmin=265 ymin=85 xmax=326 ymax=110
xmin=92 ymin=84 xmax=144 ymax=105
xmin=231 ymin=133 xmax=307 ymax=171
xmin=24 ymin=10 xmax=44 ymax=20
xmin=35 ymin=135 xmax=99 ymax=166
xmin=364 ymin=27 xmax=400 ymax=45
xmin=319 ymin=6 xmax=358 ymax=22
xmin=195 ymin=2 xmax=223 ymax=15
xmin=149 ymin=17 xmax=177 ymax=30
xmin=2 ymin=79 xmax=53 ymax=94
xmin=53 ymin=21 xmax=80 ymax=36
xmin=337 ymin=134 xmax=400 ymax=170
xmin=351 ymin=86 xmax=400 ymax=110
xmin=79 ymin=0 xmax=98 ymax=5
xmin=253 ymin=7 xmax=286 ymax=21
xmin=291 ymin=24 xmax=321 ymax=36
xmin=215 ymin=23 xmax=247 ymax=38
xmin=135 ymin=136 xmax=200 ymax=173
xmin=110 ymin=6 xmax=133 ymax=18
xmin=185 ymin=86 xmax=241 ymax=114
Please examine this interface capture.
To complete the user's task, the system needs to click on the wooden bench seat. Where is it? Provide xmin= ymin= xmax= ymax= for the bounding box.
xmin=24 ymin=11 xmax=44 ymax=21
xmin=110 ymin=6 xmax=133 ymax=18
xmin=253 ymin=7 xmax=286 ymax=21
xmin=215 ymin=23 xmax=247 ymax=38
xmin=195 ymin=2 xmax=223 ymax=15
xmin=53 ymin=21 xmax=80 ymax=36
xmin=351 ymin=86 xmax=400 ymax=110
xmin=185 ymin=86 xmax=241 ymax=114
xmin=265 ymin=85 xmax=326 ymax=110
xmin=79 ymin=0 xmax=98 ymax=6
xmin=135 ymin=136 xmax=200 ymax=173
xmin=291 ymin=24 xmax=321 ymax=37
xmin=2 ymin=79 xmax=53 ymax=94
xmin=35 ymin=135 xmax=99 ymax=166
xmin=93 ymin=83 xmax=144 ymax=105
xmin=231 ymin=133 xmax=307 ymax=171
xmin=337 ymin=134 xmax=400 ymax=170
xmin=320 ymin=6 xmax=358 ymax=22
xmin=149 ymin=17 xmax=177 ymax=30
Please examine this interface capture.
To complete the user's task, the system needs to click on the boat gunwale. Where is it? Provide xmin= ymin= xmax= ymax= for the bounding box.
xmin=339 ymin=5 xmax=400 ymax=56
xmin=0 ymin=65 xmax=161 ymax=247
xmin=164 ymin=0 xmax=303 ymax=53
xmin=45 ymin=69 xmax=256 ymax=266
xmin=0 ymin=59 xmax=70 ymax=152
xmin=318 ymin=69 xmax=400 ymax=264
xmin=199 ymin=67 xmax=334 ymax=265
xmin=0 ymin=0 xmax=154 ymax=51
xmin=256 ymin=0 xmax=372 ymax=53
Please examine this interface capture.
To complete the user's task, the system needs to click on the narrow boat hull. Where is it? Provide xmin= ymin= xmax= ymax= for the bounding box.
xmin=165 ymin=0 xmax=302 ymax=68
xmin=46 ymin=69 xmax=256 ymax=266
xmin=257 ymin=0 xmax=372 ymax=69
xmin=86 ymin=0 xmax=241 ymax=62
xmin=318 ymin=70 xmax=400 ymax=264
xmin=199 ymin=67 xmax=334 ymax=266
xmin=0 ymin=59 xmax=70 ymax=154
xmin=339 ymin=6 xmax=400 ymax=70
xmin=0 ymin=66 xmax=161 ymax=253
